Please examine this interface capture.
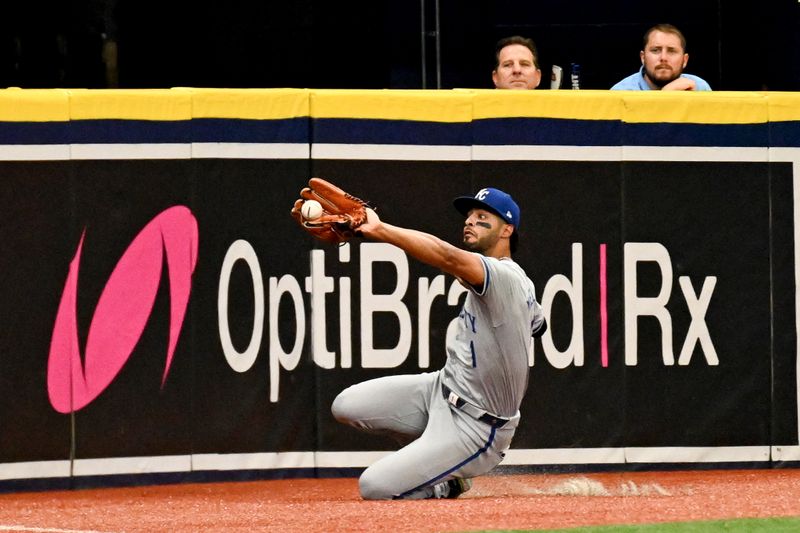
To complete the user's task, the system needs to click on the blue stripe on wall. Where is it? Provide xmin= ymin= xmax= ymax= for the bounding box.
xmin=473 ymin=117 xmax=622 ymax=146
xmin=312 ymin=118 xmax=472 ymax=145
xmin=68 ymin=119 xmax=192 ymax=143
xmin=192 ymin=118 xmax=309 ymax=143
xmin=0 ymin=122 xmax=70 ymax=144
xmin=623 ymin=122 xmax=769 ymax=147
xmin=770 ymin=122 xmax=800 ymax=147
xmin=0 ymin=117 xmax=785 ymax=148
xmin=66 ymin=118 xmax=309 ymax=144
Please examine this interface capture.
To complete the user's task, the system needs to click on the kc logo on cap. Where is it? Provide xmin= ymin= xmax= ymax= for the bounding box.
xmin=454 ymin=187 xmax=521 ymax=228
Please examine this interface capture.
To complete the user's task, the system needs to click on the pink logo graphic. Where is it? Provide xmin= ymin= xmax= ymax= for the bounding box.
xmin=47 ymin=206 xmax=199 ymax=413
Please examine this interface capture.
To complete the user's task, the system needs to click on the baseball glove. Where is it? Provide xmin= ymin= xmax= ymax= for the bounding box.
xmin=290 ymin=178 xmax=370 ymax=244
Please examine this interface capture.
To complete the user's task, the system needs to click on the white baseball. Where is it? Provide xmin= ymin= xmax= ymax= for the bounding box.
xmin=301 ymin=199 xmax=323 ymax=220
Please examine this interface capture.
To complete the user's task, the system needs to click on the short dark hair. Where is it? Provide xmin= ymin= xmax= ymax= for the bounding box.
xmin=642 ymin=24 xmax=687 ymax=52
xmin=510 ymin=229 xmax=519 ymax=254
xmin=494 ymin=35 xmax=540 ymax=70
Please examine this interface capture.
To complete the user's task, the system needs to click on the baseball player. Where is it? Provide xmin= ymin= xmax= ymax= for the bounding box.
xmin=331 ymin=187 xmax=547 ymax=499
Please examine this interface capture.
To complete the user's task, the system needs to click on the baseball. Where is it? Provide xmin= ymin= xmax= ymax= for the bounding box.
xmin=301 ymin=199 xmax=323 ymax=220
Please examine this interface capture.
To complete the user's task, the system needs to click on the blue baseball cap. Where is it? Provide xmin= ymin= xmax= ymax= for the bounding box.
xmin=453 ymin=187 xmax=521 ymax=228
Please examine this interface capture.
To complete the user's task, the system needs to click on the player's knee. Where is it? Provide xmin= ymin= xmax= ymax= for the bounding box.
xmin=330 ymin=388 xmax=356 ymax=424
xmin=358 ymin=468 xmax=395 ymax=500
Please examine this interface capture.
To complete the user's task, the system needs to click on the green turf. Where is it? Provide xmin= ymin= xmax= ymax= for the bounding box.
xmin=471 ymin=516 xmax=800 ymax=532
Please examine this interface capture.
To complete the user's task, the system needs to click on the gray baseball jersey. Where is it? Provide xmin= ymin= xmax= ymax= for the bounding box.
xmin=331 ymin=253 xmax=545 ymax=499
xmin=443 ymin=254 xmax=544 ymax=418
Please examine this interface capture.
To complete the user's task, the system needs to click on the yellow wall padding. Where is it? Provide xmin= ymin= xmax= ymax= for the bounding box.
xmin=620 ymin=91 xmax=768 ymax=124
xmin=472 ymin=89 xmax=622 ymax=121
xmin=186 ymin=88 xmax=310 ymax=120
xmin=69 ymin=89 xmax=193 ymax=121
xmin=309 ymin=89 xmax=473 ymax=122
xmin=0 ymin=88 xmax=798 ymax=127
xmin=766 ymin=92 xmax=800 ymax=123
xmin=0 ymin=88 xmax=70 ymax=122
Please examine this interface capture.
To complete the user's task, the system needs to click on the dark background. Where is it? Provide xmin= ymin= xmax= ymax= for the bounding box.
xmin=1 ymin=0 xmax=799 ymax=91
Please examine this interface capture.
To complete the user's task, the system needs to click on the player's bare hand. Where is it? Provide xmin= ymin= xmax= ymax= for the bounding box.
xmin=356 ymin=207 xmax=382 ymax=239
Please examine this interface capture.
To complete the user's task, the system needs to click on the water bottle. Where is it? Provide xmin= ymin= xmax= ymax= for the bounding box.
xmin=550 ymin=65 xmax=563 ymax=90
xmin=570 ymin=63 xmax=581 ymax=90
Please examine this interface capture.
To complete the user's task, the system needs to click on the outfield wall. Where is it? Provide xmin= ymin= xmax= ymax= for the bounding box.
xmin=1 ymin=88 xmax=799 ymax=490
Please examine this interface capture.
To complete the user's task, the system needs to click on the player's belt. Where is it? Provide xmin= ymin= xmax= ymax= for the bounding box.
xmin=441 ymin=383 xmax=509 ymax=428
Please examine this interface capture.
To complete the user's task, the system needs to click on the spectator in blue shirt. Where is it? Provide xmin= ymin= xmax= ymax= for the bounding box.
xmin=611 ymin=24 xmax=711 ymax=91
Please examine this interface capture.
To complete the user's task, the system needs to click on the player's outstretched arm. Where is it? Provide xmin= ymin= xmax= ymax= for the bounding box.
xmin=358 ymin=208 xmax=485 ymax=286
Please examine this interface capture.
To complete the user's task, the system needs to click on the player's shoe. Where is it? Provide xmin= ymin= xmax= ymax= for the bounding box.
xmin=446 ymin=477 xmax=472 ymax=498
xmin=432 ymin=477 xmax=473 ymax=499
